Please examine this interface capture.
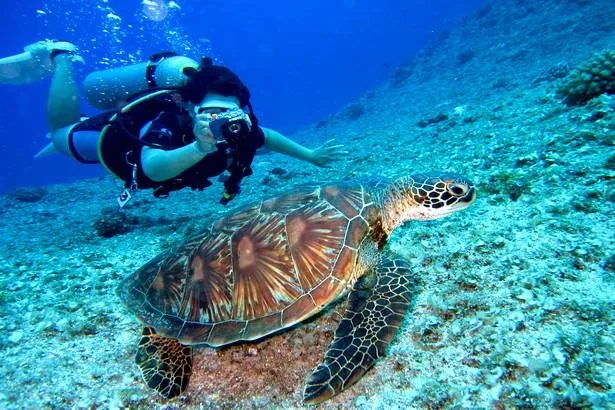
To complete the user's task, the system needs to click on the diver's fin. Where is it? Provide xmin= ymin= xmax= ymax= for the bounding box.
xmin=0 ymin=40 xmax=83 ymax=85
xmin=34 ymin=142 xmax=58 ymax=159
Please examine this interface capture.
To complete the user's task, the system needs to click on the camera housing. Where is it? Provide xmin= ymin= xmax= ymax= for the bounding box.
xmin=206 ymin=108 xmax=252 ymax=149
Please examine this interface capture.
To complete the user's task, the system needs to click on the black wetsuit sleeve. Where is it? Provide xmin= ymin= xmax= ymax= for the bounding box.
xmin=252 ymin=126 xmax=266 ymax=150
xmin=140 ymin=112 xmax=190 ymax=149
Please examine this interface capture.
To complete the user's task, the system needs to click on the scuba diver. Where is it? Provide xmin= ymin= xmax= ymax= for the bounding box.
xmin=0 ymin=40 xmax=345 ymax=206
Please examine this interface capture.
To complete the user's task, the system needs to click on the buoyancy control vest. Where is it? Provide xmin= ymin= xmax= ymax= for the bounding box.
xmin=97 ymin=89 xmax=262 ymax=203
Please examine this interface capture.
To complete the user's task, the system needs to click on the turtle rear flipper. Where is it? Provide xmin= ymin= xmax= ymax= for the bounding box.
xmin=303 ymin=258 xmax=415 ymax=404
xmin=135 ymin=326 xmax=193 ymax=399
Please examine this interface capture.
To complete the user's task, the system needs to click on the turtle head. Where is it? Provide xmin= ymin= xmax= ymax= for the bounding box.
xmin=381 ymin=173 xmax=476 ymax=233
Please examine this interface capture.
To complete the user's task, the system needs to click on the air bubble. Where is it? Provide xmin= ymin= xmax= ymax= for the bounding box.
xmin=142 ymin=0 xmax=168 ymax=22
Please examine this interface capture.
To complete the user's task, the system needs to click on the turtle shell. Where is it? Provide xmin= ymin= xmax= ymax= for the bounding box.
xmin=119 ymin=183 xmax=380 ymax=346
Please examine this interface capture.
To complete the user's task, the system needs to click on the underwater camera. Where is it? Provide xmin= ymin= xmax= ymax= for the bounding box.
xmin=207 ymin=108 xmax=252 ymax=149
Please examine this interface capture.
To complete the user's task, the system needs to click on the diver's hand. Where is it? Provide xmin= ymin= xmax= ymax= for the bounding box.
xmin=309 ymin=139 xmax=347 ymax=168
xmin=193 ymin=113 xmax=217 ymax=154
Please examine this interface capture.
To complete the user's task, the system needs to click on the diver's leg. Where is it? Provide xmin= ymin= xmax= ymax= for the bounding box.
xmin=47 ymin=53 xmax=81 ymax=131
xmin=47 ymin=123 xmax=102 ymax=162
xmin=47 ymin=52 xmax=83 ymax=158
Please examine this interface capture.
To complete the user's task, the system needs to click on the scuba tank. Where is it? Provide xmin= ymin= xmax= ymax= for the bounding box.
xmin=83 ymin=53 xmax=198 ymax=110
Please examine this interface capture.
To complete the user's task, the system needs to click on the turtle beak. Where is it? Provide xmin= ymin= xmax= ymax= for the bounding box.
xmin=462 ymin=186 xmax=477 ymax=204
xmin=449 ymin=185 xmax=477 ymax=212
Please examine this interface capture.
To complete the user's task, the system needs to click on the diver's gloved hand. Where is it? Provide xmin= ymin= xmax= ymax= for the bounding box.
xmin=308 ymin=139 xmax=348 ymax=168
xmin=192 ymin=113 xmax=217 ymax=154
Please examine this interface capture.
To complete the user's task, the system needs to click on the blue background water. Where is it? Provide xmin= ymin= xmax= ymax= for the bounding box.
xmin=0 ymin=0 xmax=482 ymax=194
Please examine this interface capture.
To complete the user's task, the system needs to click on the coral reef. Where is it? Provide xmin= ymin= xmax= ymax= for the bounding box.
xmin=94 ymin=207 xmax=132 ymax=238
xmin=6 ymin=186 xmax=47 ymax=203
xmin=456 ymin=50 xmax=475 ymax=66
xmin=417 ymin=112 xmax=448 ymax=128
xmin=342 ymin=102 xmax=366 ymax=120
xmin=557 ymin=50 xmax=615 ymax=106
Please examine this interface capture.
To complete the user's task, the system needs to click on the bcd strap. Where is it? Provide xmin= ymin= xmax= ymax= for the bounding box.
xmin=145 ymin=51 xmax=179 ymax=89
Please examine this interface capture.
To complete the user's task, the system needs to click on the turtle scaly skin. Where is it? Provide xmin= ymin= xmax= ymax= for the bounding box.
xmin=119 ymin=173 xmax=476 ymax=402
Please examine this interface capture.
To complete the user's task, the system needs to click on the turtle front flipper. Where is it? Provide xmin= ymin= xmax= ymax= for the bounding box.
xmin=303 ymin=258 xmax=415 ymax=404
xmin=135 ymin=326 xmax=193 ymax=399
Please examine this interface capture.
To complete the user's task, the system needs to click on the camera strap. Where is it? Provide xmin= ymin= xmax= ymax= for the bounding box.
xmin=220 ymin=148 xmax=254 ymax=205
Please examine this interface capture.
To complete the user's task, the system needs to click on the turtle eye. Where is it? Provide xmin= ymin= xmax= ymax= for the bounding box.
xmin=449 ymin=183 xmax=468 ymax=196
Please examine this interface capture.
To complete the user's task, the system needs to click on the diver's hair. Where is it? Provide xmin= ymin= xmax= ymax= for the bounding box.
xmin=181 ymin=57 xmax=251 ymax=106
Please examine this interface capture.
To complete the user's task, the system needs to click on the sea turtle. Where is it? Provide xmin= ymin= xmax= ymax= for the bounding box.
xmin=118 ymin=172 xmax=476 ymax=403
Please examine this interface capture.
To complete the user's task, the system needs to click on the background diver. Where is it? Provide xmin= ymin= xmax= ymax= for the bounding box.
xmin=0 ymin=40 xmax=346 ymax=205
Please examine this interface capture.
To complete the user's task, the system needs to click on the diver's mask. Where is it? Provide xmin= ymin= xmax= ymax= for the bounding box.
xmin=196 ymin=106 xmax=252 ymax=149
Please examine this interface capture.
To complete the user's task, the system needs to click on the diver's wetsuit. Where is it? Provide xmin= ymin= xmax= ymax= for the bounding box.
xmin=67 ymin=95 xmax=265 ymax=196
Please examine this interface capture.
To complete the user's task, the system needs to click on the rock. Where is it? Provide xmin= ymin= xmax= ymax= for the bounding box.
xmin=7 ymin=187 xmax=48 ymax=203
xmin=8 ymin=330 xmax=24 ymax=344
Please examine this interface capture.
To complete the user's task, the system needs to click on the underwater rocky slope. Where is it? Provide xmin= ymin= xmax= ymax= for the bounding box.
xmin=0 ymin=0 xmax=613 ymax=408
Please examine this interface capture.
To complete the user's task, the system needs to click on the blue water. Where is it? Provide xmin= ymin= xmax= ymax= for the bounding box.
xmin=0 ymin=0 xmax=482 ymax=194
